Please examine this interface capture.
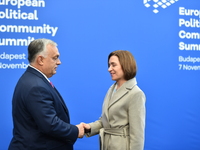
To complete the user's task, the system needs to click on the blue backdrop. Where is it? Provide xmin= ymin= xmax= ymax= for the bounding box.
xmin=1 ymin=0 xmax=200 ymax=150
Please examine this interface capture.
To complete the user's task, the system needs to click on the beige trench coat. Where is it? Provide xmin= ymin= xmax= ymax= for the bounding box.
xmin=87 ymin=78 xmax=146 ymax=150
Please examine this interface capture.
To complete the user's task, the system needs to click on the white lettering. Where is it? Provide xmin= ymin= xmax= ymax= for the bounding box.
xmin=0 ymin=62 xmax=28 ymax=69
xmin=0 ymin=9 xmax=38 ymax=20
xmin=182 ymin=64 xmax=200 ymax=70
xmin=0 ymin=24 xmax=58 ymax=37
xmin=0 ymin=0 xmax=45 ymax=9
xmin=179 ymin=7 xmax=200 ymax=18
xmin=179 ymin=30 xmax=200 ymax=39
xmin=0 ymin=52 xmax=26 ymax=61
xmin=179 ymin=56 xmax=200 ymax=63
xmin=179 ymin=42 xmax=200 ymax=51
xmin=0 ymin=36 xmax=35 ymax=46
xmin=179 ymin=18 xmax=200 ymax=28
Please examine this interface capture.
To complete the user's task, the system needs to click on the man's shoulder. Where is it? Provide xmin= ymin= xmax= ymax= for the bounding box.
xmin=18 ymin=68 xmax=47 ymax=88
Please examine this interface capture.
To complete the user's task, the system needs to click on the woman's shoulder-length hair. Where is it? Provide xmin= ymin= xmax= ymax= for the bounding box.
xmin=108 ymin=50 xmax=137 ymax=81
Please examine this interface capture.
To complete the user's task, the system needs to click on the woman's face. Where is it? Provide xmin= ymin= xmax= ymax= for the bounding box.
xmin=108 ymin=56 xmax=126 ymax=84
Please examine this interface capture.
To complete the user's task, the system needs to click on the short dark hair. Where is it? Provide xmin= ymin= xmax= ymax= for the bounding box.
xmin=28 ymin=38 xmax=57 ymax=63
xmin=108 ymin=50 xmax=137 ymax=80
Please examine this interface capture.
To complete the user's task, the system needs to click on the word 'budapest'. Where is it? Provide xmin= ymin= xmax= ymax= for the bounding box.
xmin=179 ymin=56 xmax=200 ymax=64
xmin=0 ymin=52 xmax=26 ymax=61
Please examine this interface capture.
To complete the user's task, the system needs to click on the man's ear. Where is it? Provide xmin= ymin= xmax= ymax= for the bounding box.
xmin=37 ymin=56 xmax=44 ymax=66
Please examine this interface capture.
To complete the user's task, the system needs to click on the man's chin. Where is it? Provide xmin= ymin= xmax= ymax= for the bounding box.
xmin=48 ymin=72 xmax=56 ymax=78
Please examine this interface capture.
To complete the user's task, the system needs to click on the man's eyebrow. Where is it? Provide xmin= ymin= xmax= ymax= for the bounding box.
xmin=54 ymin=54 xmax=59 ymax=57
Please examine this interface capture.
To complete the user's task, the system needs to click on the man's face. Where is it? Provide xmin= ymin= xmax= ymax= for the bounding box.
xmin=42 ymin=44 xmax=61 ymax=78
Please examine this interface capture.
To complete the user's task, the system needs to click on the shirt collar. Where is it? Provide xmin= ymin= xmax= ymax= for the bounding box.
xmin=29 ymin=64 xmax=50 ymax=82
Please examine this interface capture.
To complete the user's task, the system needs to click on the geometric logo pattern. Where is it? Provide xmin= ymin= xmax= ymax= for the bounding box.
xmin=144 ymin=0 xmax=179 ymax=13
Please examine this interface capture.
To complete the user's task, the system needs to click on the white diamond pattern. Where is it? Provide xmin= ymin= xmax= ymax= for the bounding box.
xmin=144 ymin=0 xmax=179 ymax=13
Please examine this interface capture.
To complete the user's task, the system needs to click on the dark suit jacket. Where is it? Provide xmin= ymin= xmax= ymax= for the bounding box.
xmin=8 ymin=66 xmax=78 ymax=150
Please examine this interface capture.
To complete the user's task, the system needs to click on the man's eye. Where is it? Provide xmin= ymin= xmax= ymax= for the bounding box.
xmin=53 ymin=57 xmax=58 ymax=60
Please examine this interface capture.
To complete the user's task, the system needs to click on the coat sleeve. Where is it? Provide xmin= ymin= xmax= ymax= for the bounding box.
xmin=85 ymin=119 xmax=103 ymax=137
xmin=128 ymin=90 xmax=146 ymax=150
xmin=25 ymin=86 xmax=78 ymax=143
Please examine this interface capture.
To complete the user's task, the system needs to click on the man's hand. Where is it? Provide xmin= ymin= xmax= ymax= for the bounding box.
xmin=82 ymin=123 xmax=91 ymax=133
xmin=76 ymin=123 xmax=84 ymax=138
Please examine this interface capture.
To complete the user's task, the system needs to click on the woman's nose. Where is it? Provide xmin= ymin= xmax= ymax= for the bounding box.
xmin=108 ymin=66 xmax=112 ymax=71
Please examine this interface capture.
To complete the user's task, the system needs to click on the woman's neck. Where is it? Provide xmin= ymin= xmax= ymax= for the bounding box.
xmin=116 ymin=79 xmax=127 ymax=89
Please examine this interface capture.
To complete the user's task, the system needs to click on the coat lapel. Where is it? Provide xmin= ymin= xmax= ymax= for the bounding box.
xmin=101 ymin=78 xmax=137 ymax=127
xmin=108 ymin=86 xmax=129 ymax=109
xmin=101 ymin=85 xmax=115 ymax=127
xmin=108 ymin=78 xmax=137 ymax=109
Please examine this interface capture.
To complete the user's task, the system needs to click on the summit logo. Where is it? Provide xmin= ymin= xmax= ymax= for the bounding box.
xmin=144 ymin=0 xmax=179 ymax=13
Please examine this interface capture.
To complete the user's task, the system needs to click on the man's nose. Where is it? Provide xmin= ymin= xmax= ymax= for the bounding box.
xmin=57 ymin=58 xmax=61 ymax=65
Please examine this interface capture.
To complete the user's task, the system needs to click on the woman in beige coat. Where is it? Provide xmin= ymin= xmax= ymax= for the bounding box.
xmin=83 ymin=50 xmax=146 ymax=150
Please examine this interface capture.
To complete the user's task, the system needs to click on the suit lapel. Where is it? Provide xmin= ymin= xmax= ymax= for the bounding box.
xmin=27 ymin=67 xmax=70 ymax=118
xmin=53 ymin=87 xmax=70 ymax=118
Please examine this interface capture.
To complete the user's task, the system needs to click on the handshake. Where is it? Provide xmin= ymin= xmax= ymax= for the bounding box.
xmin=76 ymin=123 xmax=91 ymax=138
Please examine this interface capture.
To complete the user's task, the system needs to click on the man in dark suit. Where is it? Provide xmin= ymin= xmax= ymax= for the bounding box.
xmin=8 ymin=38 xmax=84 ymax=150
